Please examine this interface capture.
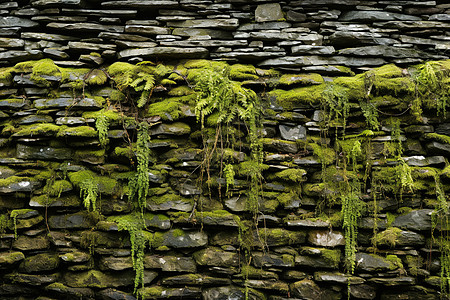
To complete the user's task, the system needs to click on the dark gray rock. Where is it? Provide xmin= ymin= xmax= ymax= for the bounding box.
xmin=0 ymin=50 xmax=43 ymax=63
xmin=18 ymin=253 xmax=59 ymax=273
xmin=167 ymin=19 xmax=239 ymax=30
xmin=102 ymin=0 xmax=178 ymax=8
xmin=17 ymin=144 xmax=73 ymax=160
xmin=0 ymin=16 xmax=38 ymax=28
xmin=47 ymin=22 xmax=124 ymax=33
xmin=426 ymin=141 xmax=450 ymax=156
xmin=118 ymin=47 xmax=208 ymax=59
xmin=98 ymin=288 xmax=136 ymax=300
xmin=368 ymin=276 xmax=416 ymax=286
xmin=392 ymin=209 xmax=433 ymax=231
xmin=48 ymin=212 xmax=97 ymax=229
xmin=4 ymin=273 xmax=58 ymax=286
xmin=255 ymin=3 xmax=283 ymax=22
xmin=144 ymin=255 xmax=196 ymax=272
xmin=279 ymin=124 xmax=307 ymax=141
xmin=291 ymin=279 xmax=341 ymax=300
xmin=340 ymin=10 xmax=421 ymax=22
xmin=259 ymin=55 xmax=386 ymax=68
xmin=46 ymin=283 xmax=96 ymax=300
xmin=34 ymin=97 xmax=102 ymax=109
xmin=308 ymin=230 xmax=345 ymax=247
xmin=291 ymin=45 xmax=335 ymax=55
xmin=0 ymin=38 xmax=24 ymax=48
xmin=355 ymin=253 xmax=396 ymax=272
xmin=338 ymin=45 xmax=429 ymax=58
xmin=349 ymin=284 xmax=376 ymax=300
xmin=403 ymin=155 xmax=446 ymax=167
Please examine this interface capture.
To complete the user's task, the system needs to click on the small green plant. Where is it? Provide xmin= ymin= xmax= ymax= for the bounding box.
xmin=322 ymin=84 xmax=350 ymax=134
xmin=80 ymin=179 xmax=99 ymax=212
xmin=96 ymin=114 xmax=109 ymax=148
xmin=223 ymin=163 xmax=235 ymax=196
xmin=128 ymin=122 xmax=151 ymax=213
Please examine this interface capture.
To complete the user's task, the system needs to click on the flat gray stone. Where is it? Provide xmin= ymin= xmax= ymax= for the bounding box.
xmin=291 ymin=45 xmax=335 ymax=55
xmin=21 ymin=32 xmax=77 ymax=41
xmin=48 ymin=212 xmax=97 ymax=229
xmin=0 ymin=38 xmax=24 ymax=48
xmin=68 ymin=41 xmax=116 ymax=51
xmin=279 ymin=125 xmax=307 ymax=141
xmin=124 ymin=25 xmax=171 ymax=35
xmin=34 ymin=97 xmax=102 ymax=109
xmin=47 ymin=22 xmax=124 ymax=33
xmin=31 ymin=0 xmax=82 ymax=6
xmin=308 ymin=230 xmax=345 ymax=247
xmin=102 ymin=0 xmax=178 ymax=8
xmin=0 ymin=17 xmax=38 ymax=28
xmin=0 ymin=50 xmax=43 ymax=63
xmin=403 ymin=155 xmax=446 ymax=166
xmin=340 ymin=10 xmax=421 ymax=22
xmin=255 ymin=3 xmax=283 ymax=22
xmin=17 ymin=144 xmax=73 ymax=160
xmin=98 ymin=31 xmax=151 ymax=41
xmin=259 ymin=55 xmax=386 ymax=68
xmin=338 ymin=45 xmax=430 ymax=58
xmin=355 ymin=253 xmax=395 ymax=272
xmin=167 ymin=19 xmax=239 ymax=30
xmin=172 ymin=28 xmax=232 ymax=39
xmin=119 ymin=47 xmax=208 ymax=59
xmin=391 ymin=209 xmax=433 ymax=231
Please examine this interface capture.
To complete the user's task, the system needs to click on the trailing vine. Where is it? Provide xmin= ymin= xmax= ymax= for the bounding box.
xmin=128 ymin=121 xmax=151 ymax=213
xmin=80 ymin=179 xmax=99 ymax=212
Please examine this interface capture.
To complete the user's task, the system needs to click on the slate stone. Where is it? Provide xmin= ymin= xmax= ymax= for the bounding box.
xmin=48 ymin=212 xmax=97 ymax=229
xmin=340 ymin=11 xmax=421 ymax=22
xmin=426 ymin=141 xmax=450 ymax=156
xmin=328 ymin=31 xmax=398 ymax=47
xmin=308 ymin=230 xmax=345 ymax=247
xmin=64 ymin=270 xmax=157 ymax=288
xmin=144 ymin=255 xmax=196 ymax=272
xmin=287 ymin=10 xmax=307 ymax=22
xmin=12 ymin=235 xmax=50 ymax=251
xmin=162 ymin=274 xmax=231 ymax=286
xmin=368 ymin=276 xmax=415 ymax=286
xmin=172 ymin=28 xmax=232 ymax=39
xmin=429 ymin=14 xmax=450 ymax=21
xmin=62 ymin=8 xmax=138 ymax=16
xmin=17 ymin=144 xmax=73 ymax=160
xmin=203 ymin=286 xmax=258 ymax=300
xmin=34 ymin=97 xmax=102 ymax=109
xmin=4 ymin=273 xmax=58 ymax=286
xmin=19 ymin=253 xmax=59 ymax=273
xmin=291 ymin=45 xmax=335 ymax=55
xmin=97 ymin=288 xmax=136 ymax=300
xmin=124 ymin=25 xmax=170 ymax=35
xmin=47 ymin=22 xmax=124 ymax=33
xmin=0 ymin=251 xmax=25 ymax=268
xmin=167 ymin=19 xmax=239 ymax=30
xmin=0 ymin=16 xmax=39 ymax=27
xmin=193 ymin=247 xmax=239 ymax=267
xmin=279 ymin=124 xmax=307 ymax=141
xmin=255 ymin=3 xmax=283 ymax=23
xmin=253 ymin=252 xmax=295 ymax=268
xmin=259 ymin=55 xmax=386 ymax=68
xmin=403 ymin=155 xmax=446 ymax=167
xmin=291 ymin=279 xmax=340 ymax=300
xmin=0 ymin=50 xmax=43 ymax=63
xmin=99 ymin=256 xmax=132 ymax=271
xmin=98 ymin=32 xmax=151 ymax=41
xmin=139 ymin=286 xmax=201 ymax=299
xmin=68 ymin=41 xmax=116 ymax=51
xmin=60 ymin=251 xmax=91 ymax=263
xmin=45 ymin=283 xmax=95 ymax=300
xmin=0 ymin=38 xmax=24 ymax=48
xmin=349 ymin=284 xmax=377 ymax=300
xmin=155 ymin=230 xmax=208 ymax=248
xmin=338 ymin=45 xmax=428 ymax=58
xmin=150 ymin=122 xmax=191 ymax=136
xmin=355 ymin=253 xmax=395 ymax=272
xmin=391 ymin=209 xmax=433 ymax=231
xmin=0 ymin=177 xmax=41 ymax=194
xmin=102 ymin=0 xmax=179 ymax=8
xmin=118 ymin=47 xmax=208 ymax=59
xmin=31 ymin=0 xmax=82 ymax=6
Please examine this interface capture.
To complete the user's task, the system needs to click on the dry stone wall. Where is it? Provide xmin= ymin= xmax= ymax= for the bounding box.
xmin=0 ymin=1 xmax=450 ymax=300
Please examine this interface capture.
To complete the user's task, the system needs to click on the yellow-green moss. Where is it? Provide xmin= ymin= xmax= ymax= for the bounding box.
xmin=372 ymin=227 xmax=402 ymax=247
xmin=15 ymin=59 xmax=61 ymax=87
xmin=57 ymin=126 xmax=97 ymax=138
xmin=424 ymin=133 xmax=450 ymax=145
xmin=273 ymin=168 xmax=307 ymax=182
xmin=13 ymin=123 xmax=61 ymax=137
xmin=268 ymin=84 xmax=327 ymax=109
xmin=85 ymin=69 xmax=108 ymax=86
xmin=229 ymin=64 xmax=258 ymax=80
xmin=44 ymin=180 xmax=73 ymax=197
xmin=168 ymin=86 xmax=194 ymax=96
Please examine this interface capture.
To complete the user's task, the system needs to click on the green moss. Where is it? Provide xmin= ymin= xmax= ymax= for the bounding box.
xmin=45 ymin=180 xmax=72 ymax=197
xmin=149 ymin=193 xmax=191 ymax=205
xmin=310 ymin=143 xmax=336 ymax=165
xmin=372 ymin=227 xmax=402 ymax=247
xmin=321 ymin=249 xmax=341 ymax=268
xmin=386 ymin=254 xmax=404 ymax=270
xmin=268 ymin=84 xmax=327 ymax=109
xmin=115 ymin=146 xmax=134 ymax=159
xmin=85 ymin=69 xmax=108 ymax=85
xmin=15 ymin=59 xmax=61 ymax=87
xmin=0 ymin=67 xmax=14 ymax=85
xmin=229 ymin=64 xmax=258 ymax=81
xmin=109 ymin=90 xmax=126 ymax=102
xmin=168 ymin=86 xmax=194 ymax=96
xmin=83 ymin=108 xmax=123 ymax=122
xmin=184 ymin=59 xmax=228 ymax=72
xmin=371 ymin=64 xmax=404 ymax=78
xmin=57 ymin=126 xmax=97 ymax=138
xmin=333 ymin=75 xmax=365 ymax=99
xmin=13 ymin=123 xmax=61 ymax=137
xmin=273 ymin=168 xmax=306 ymax=183
xmin=147 ymin=98 xmax=185 ymax=121
xmin=0 ymin=176 xmax=32 ymax=187
xmin=237 ymin=160 xmax=269 ymax=177
xmin=372 ymin=77 xmax=414 ymax=96
xmin=278 ymin=73 xmax=324 ymax=86
xmin=424 ymin=133 xmax=450 ymax=145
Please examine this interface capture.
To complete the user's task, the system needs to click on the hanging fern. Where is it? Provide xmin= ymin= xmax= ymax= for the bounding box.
xmin=128 ymin=121 xmax=151 ymax=213
xmin=96 ymin=114 xmax=109 ymax=148
xmin=80 ymin=179 xmax=99 ymax=212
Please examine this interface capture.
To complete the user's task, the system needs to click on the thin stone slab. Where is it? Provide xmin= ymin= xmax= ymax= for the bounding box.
xmin=0 ymin=16 xmax=39 ymax=27
xmin=102 ymin=1 xmax=178 ymax=8
xmin=118 ymin=47 xmax=208 ymax=59
xmin=167 ymin=19 xmax=239 ymax=30
xmin=47 ymin=22 xmax=124 ymax=33
xmin=340 ymin=10 xmax=421 ymax=22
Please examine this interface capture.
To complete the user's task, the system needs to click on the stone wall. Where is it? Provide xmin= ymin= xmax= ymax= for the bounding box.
xmin=0 ymin=0 xmax=449 ymax=72
xmin=0 ymin=1 xmax=450 ymax=300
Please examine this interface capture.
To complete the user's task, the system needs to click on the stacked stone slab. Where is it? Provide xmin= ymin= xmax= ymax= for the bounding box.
xmin=0 ymin=0 xmax=448 ymax=73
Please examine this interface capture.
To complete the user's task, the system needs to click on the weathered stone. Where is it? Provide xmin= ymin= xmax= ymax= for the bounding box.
xmin=291 ymin=279 xmax=340 ymax=300
xmin=245 ymin=279 xmax=289 ymax=293
xmin=279 ymin=124 xmax=307 ymax=141
xmin=308 ymin=230 xmax=345 ymax=247
xmin=147 ymin=194 xmax=193 ymax=212
xmin=369 ymin=276 xmax=415 ymax=286
xmin=124 ymin=25 xmax=170 ymax=35
xmin=144 ymin=255 xmax=196 ymax=272
xmin=253 ymin=252 xmax=295 ymax=268
xmin=34 ymin=97 xmax=102 ymax=109
xmin=203 ymin=286 xmax=263 ymax=300
xmin=0 ymin=16 xmax=38 ymax=27
xmin=12 ymin=235 xmax=50 ymax=251
xmin=19 ymin=253 xmax=59 ymax=273
xmin=259 ymin=55 xmax=386 ymax=68
xmin=349 ymin=284 xmax=377 ymax=300
xmin=426 ymin=141 xmax=450 ymax=156
xmin=60 ymin=251 xmax=91 ymax=263
xmin=68 ymin=41 xmax=116 ymax=51
xmin=64 ymin=270 xmax=157 ymax=288
xmin=97 ymin=288 xmax=136 ymax=300
xmin=315 ymin=271 xmax=365 ymax=284
xmin=340 ymin=11 xmax=421 ymax=22
xmin=193 ymin=247 xmax=239 ymax=267
xmin=99 ymin=256 xmax=132 ymax=271
xmin=17 ymin=144 xmax=73 ymax=160
xmin=338 ymin=45 xmax=429 ymax=58
xmin=139 ymin=286 xmax=201 ymax=299
xmin=118 ymin=47 xmax=209 ymax=59
xmin=0 ymin=176 xmax=41 ymax=194
xmin=5 ymin=273 xmax=58 ymax=286
xmin=255 ymin=3 xmax=283 ymax=23
xmin=287 ymin=10 xmax=307 ymax=22
xmin=403 ymin=155 xmax=446 ymax=167
xmin=154 ymin=230 xmax=208 ymax=248
xmin=0 ymin=50 xmax=43 ymax=63
xmin=291 ymin=45 xmax=335 ymax=55
xmin=48 ymin=212 xmax=97 ymax=229
xmin=0 ymin=38 xmax=24 ymax=48
xmin=0 ymin=251 xmax=25 ymax=268
xmin=167 ymin=19 xmax=239 ymax=30
xmin=18 ymin=115 xmax=53 ymax=124
xmin=392 ymin=209 xmax=433 ymax=231
xmin=162 ymin=273 xmax=231 ymax=286
xmin=172 ymin=28 xmax=232 ymax=39
xmin=47 ymin=22 xmax=123 ymax=33
xmin=45 ymin=282 xmax=95 ymax=299
xmin=102 ymin=0 xmax=178 ymax=8
xmin=355 ymin=253 xmax=396 ymax=272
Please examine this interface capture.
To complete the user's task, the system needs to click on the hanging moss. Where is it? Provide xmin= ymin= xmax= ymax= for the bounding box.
xmin=268 ymin=84 xmax=327 ymax=109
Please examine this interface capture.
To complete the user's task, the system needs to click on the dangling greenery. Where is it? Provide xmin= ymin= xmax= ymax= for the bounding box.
xmin=110 ymin=214 xmax=153 ymax=294
xmin=223 ymin=163 xmax=235 ymax=196
xmin=322 ymin=84 xmax=350 ymax=134
xmin=80 ymin=179 xmax=99 ymax=212
xmin=96 ymin=115 xmax=109 ymax=148
xmin=128 ymin=121 xmax=151 ymax=213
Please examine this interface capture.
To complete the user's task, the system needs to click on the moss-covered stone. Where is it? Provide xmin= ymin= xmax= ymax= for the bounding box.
xmin=268 ymin=84 xmax=327 ymax=109
xmin=64 ymin=269 xmax=157 ymax=288
xmin=278 ymin=73 xmax=324 ymax=86
xmin=19 ymin=253 xmax=59 ymax=273
xmin=0 ymin=251 xmax=25 ymax=267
